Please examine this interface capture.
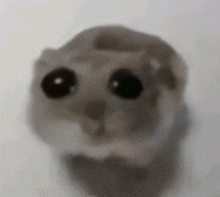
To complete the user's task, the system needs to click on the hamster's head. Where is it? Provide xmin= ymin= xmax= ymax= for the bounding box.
xmin=29 ymin=25 xmax=188 ymax=165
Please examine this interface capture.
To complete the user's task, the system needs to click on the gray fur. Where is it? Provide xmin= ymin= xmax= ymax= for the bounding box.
xmin=29 ymin=25 xmax=189 ymax=197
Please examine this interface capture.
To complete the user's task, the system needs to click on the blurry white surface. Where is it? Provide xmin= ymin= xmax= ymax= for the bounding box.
xmin=0 ymin=0 xmax=220 ymax=196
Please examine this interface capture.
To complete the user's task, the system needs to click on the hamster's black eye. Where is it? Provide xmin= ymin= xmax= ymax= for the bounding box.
xmin=41 ymin=68 xmax=77 ymax=99
xmin=109 ymin=69 xmax=143 ymax=99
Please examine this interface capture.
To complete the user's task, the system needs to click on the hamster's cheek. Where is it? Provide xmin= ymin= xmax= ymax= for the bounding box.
xmin=157 ymin=87 xmax=180 ymax=127
xmin=34 ymin=115 xmax=162 ymax=163
xmin=39 ymin=118 xmax=87 ymax=154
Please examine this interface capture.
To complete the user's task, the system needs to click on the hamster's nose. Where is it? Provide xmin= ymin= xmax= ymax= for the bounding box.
xmin=84 ymin=101 xmax=106 ymax=120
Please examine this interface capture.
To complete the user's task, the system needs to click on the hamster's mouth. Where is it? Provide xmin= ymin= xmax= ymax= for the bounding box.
xmin=89 ymin=124 xmax=114 ymax=143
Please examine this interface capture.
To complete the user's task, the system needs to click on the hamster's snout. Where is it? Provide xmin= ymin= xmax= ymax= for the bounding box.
xmin=84 ymin=100 xmax=106 ymax=120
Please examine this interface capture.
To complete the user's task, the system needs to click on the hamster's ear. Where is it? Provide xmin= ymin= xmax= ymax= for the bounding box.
xmin=32 ymin=48 xmax=56 ymax=76
xmin=38 ymin=48 xmax=56 ymax=61
xmin=155 ymin=54 xmax=188 ymax=92
xmin=157 ymin=67 xmax=177 ymax=90
xmin=91 ymin=26 xmax=145 ymax=52
xmin=92 ymin=32 xmax=128 ymax=52
xmin=34 ymin=48 xmax=57 ymax=66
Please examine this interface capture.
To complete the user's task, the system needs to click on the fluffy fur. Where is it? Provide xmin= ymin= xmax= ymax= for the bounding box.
xmin=29 ymin=25 xmax=188 ymax=197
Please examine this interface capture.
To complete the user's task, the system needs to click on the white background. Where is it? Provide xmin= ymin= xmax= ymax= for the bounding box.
xmin=0 ymin=0 xmax=220 ymax=196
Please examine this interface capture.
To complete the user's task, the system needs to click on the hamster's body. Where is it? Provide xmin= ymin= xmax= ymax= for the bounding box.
xmin=29 ymin=25 xmax=188 ymax=197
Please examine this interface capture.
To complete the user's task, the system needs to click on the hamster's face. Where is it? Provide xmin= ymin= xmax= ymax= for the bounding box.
xmin=29 ymin=26 xmax=187 ymax=164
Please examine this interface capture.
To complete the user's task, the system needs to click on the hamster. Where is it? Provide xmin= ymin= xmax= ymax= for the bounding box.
xmin=29 ymin=25 xmax=189 ymax=197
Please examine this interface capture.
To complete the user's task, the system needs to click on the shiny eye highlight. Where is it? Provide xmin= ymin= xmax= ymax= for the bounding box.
xmin=41 ymin=67 xmax=77 ymax=99
xmin=108 ymin=69 xmax=143 ymax=99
